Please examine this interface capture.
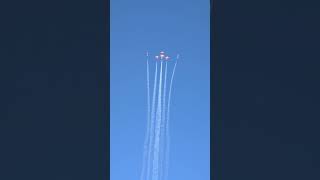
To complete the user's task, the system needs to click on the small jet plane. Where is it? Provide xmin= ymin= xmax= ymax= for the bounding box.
xmin=154 ymin=51 xmax=171 ymax=61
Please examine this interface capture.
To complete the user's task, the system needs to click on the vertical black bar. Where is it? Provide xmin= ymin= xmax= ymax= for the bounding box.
xmin=106 ymin=0 xmax=110 ymax=178
xmin=0 ymin=0 xmax=109 ymax=179
xmin=212 ymin=1 xmax=320 ymax=180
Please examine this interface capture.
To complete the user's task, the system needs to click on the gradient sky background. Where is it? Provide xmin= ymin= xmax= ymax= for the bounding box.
xmin=110 ymin=0 xmax=210 ymax=179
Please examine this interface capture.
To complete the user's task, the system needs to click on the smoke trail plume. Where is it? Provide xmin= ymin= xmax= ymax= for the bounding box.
xmin=141 ymin=51 xmax=179 ymax=180
xmin=159 ymin=61 xmax=168 ymax=180
xmin=152 ymin=61 xmax=163 ymax=180
xmin=164 ymin=59 xmax=178 ymax=180
xmin=140 ymin=55 xmax=151 ymax=180
xmin=146 ymin=62 xmax=158 ymax=180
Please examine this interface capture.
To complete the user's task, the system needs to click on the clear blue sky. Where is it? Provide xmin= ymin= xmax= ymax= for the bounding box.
xmin=111 ymin=0 xmax=210 ymax=179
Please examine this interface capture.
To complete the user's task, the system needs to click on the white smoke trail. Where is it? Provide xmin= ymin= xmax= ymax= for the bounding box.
xmin=159 ymin=61 xmax=168 ymax=180
xmin=140 ymin=54 xmax=151 ymax=180
xmin=147 ymin=61 xmax=158 ymax=180
xmin=164 ymin=59 xmax=178 ymax=180
xmin=152 ymin=61 xmax=163 ymax=180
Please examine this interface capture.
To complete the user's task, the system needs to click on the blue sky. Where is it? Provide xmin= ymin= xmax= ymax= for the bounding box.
xmin=111 ymin=0 xmax=210 ymax=179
